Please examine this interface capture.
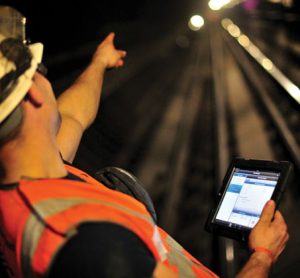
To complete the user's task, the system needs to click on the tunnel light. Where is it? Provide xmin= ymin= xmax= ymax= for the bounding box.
xmin=286 ymin=84 xmax=300 ymax=103
xmin=227 ymin=24 xmax=241 ymax=37
xmin=248 ymin=45 xmax=260 ymax=58
xmin=188 ymin=15 xmax=204 ymax=31
xmin=268 ymin=0 xmax=293 ymax=7
xmin=238 ymin=35 xmax=250 ymax=47
xmin=262 ymin=58 xmax=274 ymax=71
xmin=209 ymin=0 xmax=231 ymax=10
xmin=221 ymin=18 xmax=233 ymax=29
xmin=222 ymin=17 xmax=300 ymax=105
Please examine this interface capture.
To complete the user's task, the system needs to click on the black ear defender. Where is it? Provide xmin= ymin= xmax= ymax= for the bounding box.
xmin=37 ymin=63 xmax=48 ymax=76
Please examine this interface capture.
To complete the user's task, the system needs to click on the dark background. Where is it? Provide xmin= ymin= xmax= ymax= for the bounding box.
xmin=2 ymin=1 xmax=203 ymax=54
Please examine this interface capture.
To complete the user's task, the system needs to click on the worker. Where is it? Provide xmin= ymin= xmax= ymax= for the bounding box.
xmin=0 ymin=9 xmax=288 ymax=277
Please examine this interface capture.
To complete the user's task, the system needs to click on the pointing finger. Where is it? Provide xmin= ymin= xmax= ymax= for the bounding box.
xmin=106 ymin=32 xmax=115 ymax=42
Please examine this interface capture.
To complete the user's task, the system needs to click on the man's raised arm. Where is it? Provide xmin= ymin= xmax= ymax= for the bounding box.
xmin=56 ymin=32 xmax=126 ymax=162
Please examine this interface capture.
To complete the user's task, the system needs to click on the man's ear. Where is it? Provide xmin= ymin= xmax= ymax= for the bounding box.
xmin=25 ymin=83 xmax=43 ymax=108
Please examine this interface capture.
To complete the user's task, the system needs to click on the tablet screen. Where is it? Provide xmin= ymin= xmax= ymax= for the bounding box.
xmin=213 ymin=167 xmax=280 ymax=229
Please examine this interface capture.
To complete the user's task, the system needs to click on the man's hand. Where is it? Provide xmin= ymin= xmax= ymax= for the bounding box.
xmin=236 ymin=200 xmax=289 ymax=278
xmin=249 ymin=200 xmax=289 ymax=263
xmin=92 ymin=32 xmax=126 ymax=69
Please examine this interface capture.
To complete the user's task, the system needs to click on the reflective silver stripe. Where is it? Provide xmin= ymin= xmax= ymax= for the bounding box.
xmin=166 ymin=235 xmax=195 ymax=278
xmin=21 ymin=197 xmax=155 ymax=276
xmin=166 ymin=235 xmax=216 ymax=278
xmin=22 ymin=214 xmax=45 ymax=278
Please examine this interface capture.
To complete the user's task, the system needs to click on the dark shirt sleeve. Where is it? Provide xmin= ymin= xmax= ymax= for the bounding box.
xmin=48 ymin=222 xmax=156 ymax=278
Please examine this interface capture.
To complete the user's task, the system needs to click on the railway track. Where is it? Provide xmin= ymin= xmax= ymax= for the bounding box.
xmin=209 ymin=20 xmax=300 ymax=277
xmin=71 ymin=20 xmax=300 ymax=277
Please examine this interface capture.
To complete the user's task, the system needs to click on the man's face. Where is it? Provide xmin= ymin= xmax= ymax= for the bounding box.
xmin=31 ymin=72 xmax=62 ymax=134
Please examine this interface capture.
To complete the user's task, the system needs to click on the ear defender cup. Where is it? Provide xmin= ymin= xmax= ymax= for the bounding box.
xmin=94 ymin=167 xmax=157 ymax=223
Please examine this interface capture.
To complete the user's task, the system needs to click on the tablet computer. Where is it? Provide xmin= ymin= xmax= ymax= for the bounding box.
xmin=205 ymin=158 xmax=293 ymax=242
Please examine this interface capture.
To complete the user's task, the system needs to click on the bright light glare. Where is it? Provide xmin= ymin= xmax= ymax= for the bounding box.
xmin=262 ymin=58 xmax=274 ymax=71
xmin=223 ymin=17 xmax=300 ymax=105
xmin=221 ymin=18 xmax=233 ymax=29
xmin=188 ymin=15 xmax=204 ymax=31
xmin=228 ymin=24 xmax=241 ymax=37
xmin=287 ymin=84 xmax=300 ymax=103
xmin=238 ymin=35 xmax=250 ymax=47
xmin=209 ymin=0 xmax=231 ymax=10
xmin=248 ymin=45 xmax=260 ymax=57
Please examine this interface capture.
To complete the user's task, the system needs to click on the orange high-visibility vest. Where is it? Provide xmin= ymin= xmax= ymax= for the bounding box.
xmin=0 ymin=164 xmax=218 ymax=278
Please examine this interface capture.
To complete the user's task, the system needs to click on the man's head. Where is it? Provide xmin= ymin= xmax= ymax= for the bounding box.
xmin=0 ymin=34 xmax=43 ymax=143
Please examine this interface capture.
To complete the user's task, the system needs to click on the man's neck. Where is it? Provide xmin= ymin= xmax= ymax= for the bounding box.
xmin=0 ymin=136 xmax=68 ymax=184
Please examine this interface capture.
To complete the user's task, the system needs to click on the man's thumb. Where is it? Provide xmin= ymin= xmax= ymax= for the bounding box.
xmin=259 ymin=200 xmax=275 ymax=224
